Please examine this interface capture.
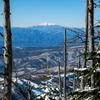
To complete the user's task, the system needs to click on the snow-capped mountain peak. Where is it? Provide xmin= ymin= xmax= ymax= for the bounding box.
xmin=39 ymin=22 xmax=57 ymax=26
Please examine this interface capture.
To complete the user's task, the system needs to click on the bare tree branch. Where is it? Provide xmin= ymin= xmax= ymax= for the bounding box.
xmin=0 ymin=54 xmax=3 ymax=56
xmin=94 ymin=3 xmax=100 ymax=8
xmin=94 ymin=36 xmax=100 ymax=39
xmin=12 ymin=81 xmax=28 ymax=100
xmin=0 ymin=33 xmax=4 ymax=39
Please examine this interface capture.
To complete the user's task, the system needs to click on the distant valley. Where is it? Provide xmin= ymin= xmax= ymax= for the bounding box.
xmin=0 ymin=46 xmax=83 ymax=72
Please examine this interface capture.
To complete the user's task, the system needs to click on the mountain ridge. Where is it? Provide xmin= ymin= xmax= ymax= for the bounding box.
xmin=0 ymin=24 xmax=83 ymax=47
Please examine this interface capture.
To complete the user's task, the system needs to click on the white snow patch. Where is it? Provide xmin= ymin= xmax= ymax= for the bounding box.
xmin=32 ymin=89 xmax=42 ymax=95
xmin=74 ymin=68 xmax=78 ymax=70
xmin=97 ymin=50 xmax=100 ymax=53
xmin=16 ymin=47 xmax=23 ymax=49
xmin=61 ymin=73 xmax=74 ymax=77
xmin=45 ymin=95 xmax=50 ymax=100
xmin=39 ymin=22 xmax=57 ymax=26
xmin=12 ymin=78 xmax=19 ymax=82
xmin=21 ymin=79 xmax=39 ymax=88
xmin=79 ymin=68 xmax=87 ymax=71
xmin=0 ymin=77 xmax=3 ymax=82
xmin=96 ymin=68 xmax=100 ymax=72
xmin=44 ymin=88 xmax=51 ymax=93
xmin=17 ymin=71 xmax=24 ymax=75
xmin=17 ymin=80 xmax=23 ymax=85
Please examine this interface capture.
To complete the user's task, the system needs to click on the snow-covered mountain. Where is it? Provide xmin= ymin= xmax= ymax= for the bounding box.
xmin=12 ymin=46 xmax=82 ymax=69
xmin=39 ymin=22 xmax=57 ymax=26
xmin=0 ymin=46 xmax=83 ymax=73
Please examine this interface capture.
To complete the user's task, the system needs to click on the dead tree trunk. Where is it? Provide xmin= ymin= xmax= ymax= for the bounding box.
xmin=73 ymin=77 xmax=75 ymax=91
xmin=58 ymin=58 xmax=62 ymax=98
xmin=81 ymin=0 xmax=89 ymax=91
xmin=82 ymin=0 xmax=89 ymax=70
xmin=3 ymin=0 xmax=12 ymax=99
xmin=78 ymin=51 xmax=81 ymax=69
xmin=28 ymin=75 xmax=31 ymax=100
xmin=88 ymin=0 xmax=95 ymax=88
xmin=64 ymin=29 xmax=67 ymax=100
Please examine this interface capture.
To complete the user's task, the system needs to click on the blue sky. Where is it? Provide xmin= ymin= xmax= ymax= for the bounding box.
xmin=0 ymin=0 xmax=100 ymax=28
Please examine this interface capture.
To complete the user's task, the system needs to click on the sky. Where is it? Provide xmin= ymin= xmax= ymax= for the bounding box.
xmin=0 ymin=0 xmax=100 ymax=28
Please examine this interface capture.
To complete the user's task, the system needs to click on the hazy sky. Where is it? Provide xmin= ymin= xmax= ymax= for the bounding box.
xmin=0 ymin=0 xmax=100 ymax=28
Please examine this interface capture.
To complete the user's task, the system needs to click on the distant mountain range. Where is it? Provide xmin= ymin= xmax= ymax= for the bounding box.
xmin=0 ymin=24 xmax=82 ymax=47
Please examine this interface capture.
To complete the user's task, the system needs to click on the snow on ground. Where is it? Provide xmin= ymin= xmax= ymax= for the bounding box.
xmin=0 ymin=77 xmax=3 ymax=82
xmin=31 ymin=88 xmax=43 ymax=95
xmin=17 ymin=79 xmax=23 ymax=85
xmin=97 ymin=50 xmax=100 ymax=53
xmin=17 ymin=71 xmax=25 ymax=76
xmin=2 ymin=70 xmax=76 ymax=100
xmin=96 ymin=68 xmax=100 ymax=72
xmin=21 ymin=79 xmax=39 ymax=88
xmin=12 ymin=78 xmax=44 ymax=98
xmin=61 ymin=73 xmax=74 ymax=77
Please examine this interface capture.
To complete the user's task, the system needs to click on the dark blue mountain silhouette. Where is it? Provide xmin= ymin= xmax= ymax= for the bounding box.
xmin=0 ymin=25 xmax=81 ymax=47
